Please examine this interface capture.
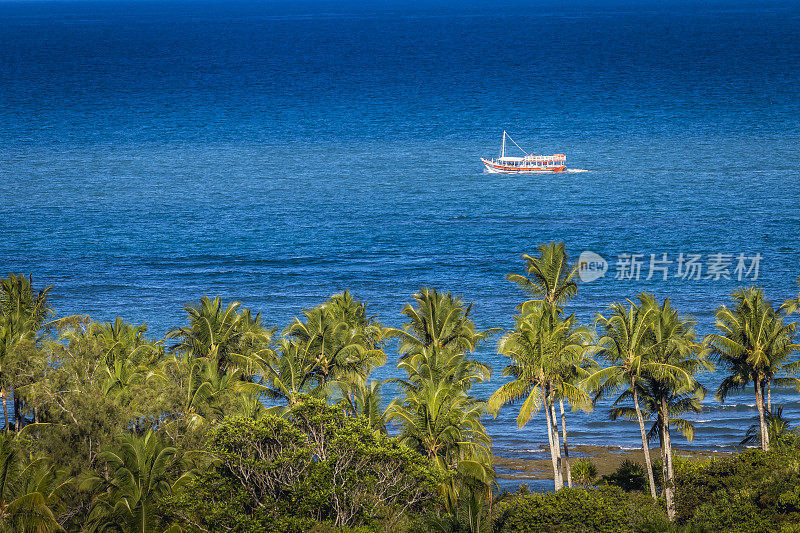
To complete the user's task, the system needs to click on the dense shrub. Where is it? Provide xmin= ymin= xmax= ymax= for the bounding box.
xmin=495 ymin=486 xmax=668 ymax=533
xmin=163 ymin=396 xmax=443 ymax=531
xmin=676 ymin=447 xmax=800 ymax=532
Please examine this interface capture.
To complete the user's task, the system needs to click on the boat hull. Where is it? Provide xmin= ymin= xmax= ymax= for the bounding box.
xmin=481 ymin=158 xmax=566 ymax=173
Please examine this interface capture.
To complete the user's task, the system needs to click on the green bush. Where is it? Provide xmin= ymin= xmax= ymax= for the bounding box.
xmin=496 ymin=486 xmax=668 ymax=533
xmin=675 ymin=447 xmax=800 ymax=532
xmin=163 ymin=396 xmax=443 ymax=531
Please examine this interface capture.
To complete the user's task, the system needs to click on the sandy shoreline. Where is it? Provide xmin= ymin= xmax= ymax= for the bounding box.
xmin=494 ymin=445 xmax=735 ymax=482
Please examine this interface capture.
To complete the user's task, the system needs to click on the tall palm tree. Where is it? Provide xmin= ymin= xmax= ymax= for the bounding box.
xmin=639 ymin=294 xmax=709 ymax=518
xmin=488 ymin=303 xmax=591 ymax=490
xmin=505 ymin=243 xmax=586 ymax=488
xmin=585 ymin=296 xmax=660 ymax=499
xmin=550 ymin=317 xmax=595 ymax=489
xmin=707 ymin=287 xmax=800 ymax=451
xmin=83 ymin=430 xmax=188 ymax=532
xmin=388 ymin=288 xmax=494 ymax=507
xmin=610 ymin=375 xmax=704 ymax=518
xmin=506 ymin=242 xmax=579 ymax=307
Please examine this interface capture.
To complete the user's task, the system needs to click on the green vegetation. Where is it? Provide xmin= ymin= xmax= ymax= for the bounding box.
xmin=2 ymin=242 xmax=800 ymax=531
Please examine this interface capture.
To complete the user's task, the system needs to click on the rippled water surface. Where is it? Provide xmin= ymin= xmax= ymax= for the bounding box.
xmin=2 ymin=0 xmax=800 ymax=489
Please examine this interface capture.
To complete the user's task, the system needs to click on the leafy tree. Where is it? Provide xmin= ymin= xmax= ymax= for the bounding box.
xmin=166 ymin=397 xmax=442 ymax=531
xmin=706 ymin=287 xmax=800 ymax=451
xmin=675 ymin=447 xmax=800 ymax=531
xmin=0 ymin=274 xmax=54 ymax=431
xmin=496 ymin=485 xmax=667 ymax=533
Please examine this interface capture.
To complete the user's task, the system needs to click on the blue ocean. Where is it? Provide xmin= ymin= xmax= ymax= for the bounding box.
xmin=2 ymin=0 xmax=800 ymax=490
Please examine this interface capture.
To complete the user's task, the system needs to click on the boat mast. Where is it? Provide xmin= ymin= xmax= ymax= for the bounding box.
xmin=501 ymin=130 xmax=506 ymax=159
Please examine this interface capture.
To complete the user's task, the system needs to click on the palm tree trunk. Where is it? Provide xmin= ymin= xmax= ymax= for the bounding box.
xmin=549 ymin=398 xmax=564 ymax=490
xmin=543 ymin=395 xmax=563 ymax=490
xmin=766 ymin=379 xmax=772 ymax=415
xmin=632 ymin=378 xmax=657 ymax=499
xmin=13 ymin=394 xmax=20 ymax=431
xmin=559 ymin=399 xmax=572 ymax=488
xmin=754 ymin=378 xmax=769 ymax=451
xmin=659 ymin=422 xmax=667 ymax=494
xmin=661 ymin=398 xmax=675 ymax=520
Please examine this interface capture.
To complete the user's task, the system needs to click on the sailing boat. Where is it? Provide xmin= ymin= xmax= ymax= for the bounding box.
xmin=481 ymin=131 xmax=566 ymax=173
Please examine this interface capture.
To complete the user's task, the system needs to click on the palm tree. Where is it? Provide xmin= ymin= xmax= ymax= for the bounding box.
xmin=585 ymin=296 xmax=660 ymax=499
xmin=167 ymin=296 xmax=273 ymax=373
xmin=780 ymin=276 xmax=800 ymax=315
xmin=551 ymin=322 xmax=595 ymax=489
xmin=388 ymin=288 xmax=494 ymax=508
xmin=86 ymin=318 xmax=163 ymax=405
xmin=250 ymin=339 xmax=317 ymax=408
xmin=286 ymin=292 xmax=386 ymax=389
xmin=0 ymin=434 xmax=68 ymax=533
xmin=388 ymin=379 xmax=490 ymax=470
xmin=339 ymin=379 xmax=389 ymax=433
xmin=395 ymin=343 xmax=491 ymax=397
xmin=506 ymin=242 xmax=579 ymax=307
xmin=488 ymin=303 xmax=591 ymax=490
xmin=504 ymin=243 xmax=588 ymax=488
xmin=638 ymin=294 xmax=709 ymax=518
xmin=387 ymin=288 xmax=496 ymax=369
xmin=83 ymin=430 xmax=187 ymax=532
xmin=707 ymin=287 xmax=800 ymax=451
xmin=571 ymin=459 xmax=598 ymax=488
xmin=610 ymin=375 xmax=704 ymax=517
xmin=741 ymin=405 xmax=799 ymax=448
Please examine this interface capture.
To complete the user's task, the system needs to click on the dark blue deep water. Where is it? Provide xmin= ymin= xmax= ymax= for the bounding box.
xmin=2 ymin=0 xmax=800 ymax=490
